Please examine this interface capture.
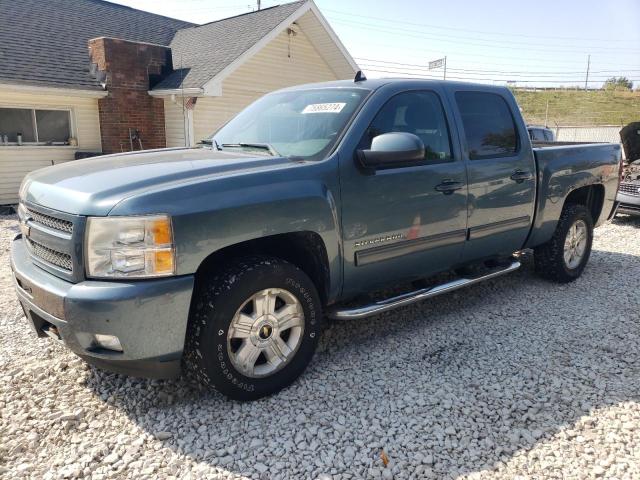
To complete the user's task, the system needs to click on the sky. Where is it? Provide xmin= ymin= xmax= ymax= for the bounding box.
xmin=109 ymin=0 xmax=640 ymax=88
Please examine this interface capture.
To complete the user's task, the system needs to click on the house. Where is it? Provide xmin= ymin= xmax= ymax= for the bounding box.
xmin=0 ymin=0 xmax=358 ymax=205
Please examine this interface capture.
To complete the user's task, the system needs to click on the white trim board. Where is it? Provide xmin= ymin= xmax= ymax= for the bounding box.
xmin=0 ymin=83 xmax=108 ymax=98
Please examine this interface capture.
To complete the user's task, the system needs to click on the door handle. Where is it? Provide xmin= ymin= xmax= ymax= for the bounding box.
xmin=435 ymin=180 xmax=464 ymax=195
xmin=510 ymin=170 xmax=533 ymax=183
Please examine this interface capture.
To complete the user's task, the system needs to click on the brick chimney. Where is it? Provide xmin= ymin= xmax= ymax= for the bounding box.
xmin=88 ymin=37 xmax=171 ymax=154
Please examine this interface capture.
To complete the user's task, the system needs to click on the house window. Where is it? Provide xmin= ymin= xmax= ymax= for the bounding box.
xmin=0 ymin=107 xmax=72 ymax=145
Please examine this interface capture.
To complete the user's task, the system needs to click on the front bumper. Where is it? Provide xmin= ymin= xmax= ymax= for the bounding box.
xmin=10 ymin=235 xmax=194 ymax=379
xmin=616 ymin=191 xmax=640 ymax=215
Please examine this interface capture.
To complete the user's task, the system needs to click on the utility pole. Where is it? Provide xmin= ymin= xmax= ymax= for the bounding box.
xmin=257 ymin=0 xmax=261 ymax=10
xmin=443 ymin=56 xmax=447 ymax=80
xmin=544 ymin=99 xmax=549 ymax=127
xmin=584 ymin=54 xmax=590 ymax=90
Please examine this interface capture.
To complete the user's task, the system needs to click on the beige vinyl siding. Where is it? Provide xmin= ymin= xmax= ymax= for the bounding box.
xmin=296 ymin=10 xmax=356 ymax=79
xmin=0 ymin=88 xmax=101 ymax=204
xmin=164 ymin=97 xmax=190 ymax=148
xmin=192 ymin=27 xmax=339 ymax=143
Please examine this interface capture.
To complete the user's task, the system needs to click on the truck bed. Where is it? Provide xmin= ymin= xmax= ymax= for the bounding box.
xmin=525 ymin=142 xmax=622 ymax=248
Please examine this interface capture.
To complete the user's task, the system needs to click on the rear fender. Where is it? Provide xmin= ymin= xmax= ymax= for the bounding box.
xmin=525 ymin=143 xmax=621 ymax=248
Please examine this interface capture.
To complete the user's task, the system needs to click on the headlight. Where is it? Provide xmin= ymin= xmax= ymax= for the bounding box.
xmin=85 ymin=215 xmax=175 ymax=278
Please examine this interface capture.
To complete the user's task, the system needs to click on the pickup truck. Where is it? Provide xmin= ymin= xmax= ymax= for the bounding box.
xmin=11 ymin=77 xmax=622 ymax=400
xmin=527 ymin=125 xmax=555 ymax=142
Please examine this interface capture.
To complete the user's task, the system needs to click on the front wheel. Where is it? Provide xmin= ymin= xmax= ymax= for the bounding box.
xmin=183 ymin=256 xmax=322 ymax=401
xmin=534 ymin=204 xmax=594 ymax=283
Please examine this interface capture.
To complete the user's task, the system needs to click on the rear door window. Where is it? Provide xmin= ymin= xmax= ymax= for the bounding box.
xmin=455 ymin=92 xmax=519 ymax=159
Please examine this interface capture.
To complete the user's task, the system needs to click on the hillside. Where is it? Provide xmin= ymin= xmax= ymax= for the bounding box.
xmin=512 ymin=89 xmax=640 ymax=127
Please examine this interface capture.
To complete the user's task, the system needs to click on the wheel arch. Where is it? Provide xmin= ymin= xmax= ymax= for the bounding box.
xmin=564 ymin=183 xmax=605 ymax=224
xmin=525 ymin=182 xmax=605 ymax=249
xmin=193 ymin=231 xmax=332 ymax=305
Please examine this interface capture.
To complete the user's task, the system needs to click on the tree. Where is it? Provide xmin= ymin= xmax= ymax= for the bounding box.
xmin=603 ymin=77 xmax=633 ymax=91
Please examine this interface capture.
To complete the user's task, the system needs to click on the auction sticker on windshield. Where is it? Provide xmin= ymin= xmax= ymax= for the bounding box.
xmin=302 ymin=102 xmax=346 ymax=114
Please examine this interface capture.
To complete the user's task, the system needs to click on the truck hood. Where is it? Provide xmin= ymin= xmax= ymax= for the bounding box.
xmin=22 ymin=147 xmax=295 ymax=216
xmin=620 ymin=122 xmax=640 ymax=162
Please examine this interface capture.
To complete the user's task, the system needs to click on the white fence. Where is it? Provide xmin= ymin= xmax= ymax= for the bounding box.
xmin=554 ymin=125 xmax=622 ymax=144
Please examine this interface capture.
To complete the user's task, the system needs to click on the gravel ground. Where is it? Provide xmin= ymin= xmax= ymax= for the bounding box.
xmin=1 ymin=213 xmax=639 ymax=479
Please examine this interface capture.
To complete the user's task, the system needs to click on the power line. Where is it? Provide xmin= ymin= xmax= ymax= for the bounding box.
xmin=328 ymin=18 xmax=640 ymax=56
xmin=354 ymin=57 xmax=640 ymax=75
xmin=359 ymin=66 xmax=638 ymax=84
xmin=323 ymin=7 xmax=639 ymax=44
xmin=357 ymin=64 xmax=635 ymax=80
xmin=356 ymin=60 xmax=638 ymax=80
xmin=348 ymin=36 xmax=639 ymax=67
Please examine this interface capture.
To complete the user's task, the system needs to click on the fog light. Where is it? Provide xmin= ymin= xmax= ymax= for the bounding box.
xmin=93 ymin=334 xmax=123 ymax=352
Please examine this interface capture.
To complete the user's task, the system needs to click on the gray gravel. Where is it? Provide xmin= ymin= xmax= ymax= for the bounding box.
xmin=1 ymin=213 xmax=639 ymax=479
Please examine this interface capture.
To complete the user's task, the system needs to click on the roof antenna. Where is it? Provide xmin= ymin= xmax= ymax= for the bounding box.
xmin=354 ymin=70 xmax=366 ymax=83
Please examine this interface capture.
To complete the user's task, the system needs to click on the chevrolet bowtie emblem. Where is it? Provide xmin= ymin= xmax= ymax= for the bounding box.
xmin=20 ymin=221 xmax=30 ymax=237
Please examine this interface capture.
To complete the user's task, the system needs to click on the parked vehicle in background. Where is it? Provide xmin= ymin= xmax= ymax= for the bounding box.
xmin=616 ymin=122 xmax=640 ymax=215
xmin=528 ymin=125 xmax=555 ymax=142
xmin=617 ymin=160 xmax=640 ymax=215
xmin=11 ymin=77 xmax=622 ymax=400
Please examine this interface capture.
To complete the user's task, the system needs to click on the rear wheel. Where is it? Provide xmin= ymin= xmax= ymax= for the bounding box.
xmin=534 ymin=204 xmax=594 ymax=283
xmin=183 ymin=256 xmax=322 ymax=400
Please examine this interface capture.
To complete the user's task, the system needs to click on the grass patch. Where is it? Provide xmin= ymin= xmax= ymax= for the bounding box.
xmin=512 ymin=89 xmax=640 ymax=126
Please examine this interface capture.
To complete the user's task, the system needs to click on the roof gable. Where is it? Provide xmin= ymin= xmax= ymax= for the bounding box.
xmin=153 ymin=1 xmax=358 ymax=93
xmin=154 ymin=1 xmax=306 ymax=91
xmin=0 ymin=0 xmax=193 ymax=91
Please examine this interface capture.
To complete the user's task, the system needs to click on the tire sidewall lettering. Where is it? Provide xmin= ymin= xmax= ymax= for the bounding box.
xmin=189 ymin=259 xmax=322 ymax=399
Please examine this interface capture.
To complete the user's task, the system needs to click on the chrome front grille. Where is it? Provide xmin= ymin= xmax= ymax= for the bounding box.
xmin=26 ymin=207 xmax=74 ymax=233
xmin=18 ymin=203 xmax=83 ymax=281
xmin=619 ymin=182 xmax=640 ymax=197
xmin=26 ymin=237 xmax=73 ymax=271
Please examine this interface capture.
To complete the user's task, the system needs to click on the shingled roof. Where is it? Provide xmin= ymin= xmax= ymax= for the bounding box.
xmin=153 ymin=1 xmax=307 ymax=91
xmin=0 ymin=0 xmax=193 ymax=91
xmin=0 ymin=0 xmax=356 ymax=94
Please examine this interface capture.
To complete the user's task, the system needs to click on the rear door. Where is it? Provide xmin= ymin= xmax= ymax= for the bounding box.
xmin=451 ymin=89 xmax=536 ymax=261
xmin=339 ymin=86 xmax=468 ymax=296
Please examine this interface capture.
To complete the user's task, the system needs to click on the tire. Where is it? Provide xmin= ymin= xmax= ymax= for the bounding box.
xmin=534 ymin=204 xmax=594 ymax=283
xmin=183 ymin=256 xmax=322 ymax=401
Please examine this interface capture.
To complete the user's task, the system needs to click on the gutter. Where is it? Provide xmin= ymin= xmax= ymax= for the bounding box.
xmin=148 ymin=88 xmax=204 ymax=97
xmin=0 ymin=82 xmax=109 ymax=98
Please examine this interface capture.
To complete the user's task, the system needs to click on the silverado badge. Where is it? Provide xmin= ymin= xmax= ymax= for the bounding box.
xmin=354 ymin=233 xmax=405 ymax=248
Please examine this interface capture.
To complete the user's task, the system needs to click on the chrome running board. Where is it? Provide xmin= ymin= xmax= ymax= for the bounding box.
xmin=327 ymin=260 xmax=521 ymax=320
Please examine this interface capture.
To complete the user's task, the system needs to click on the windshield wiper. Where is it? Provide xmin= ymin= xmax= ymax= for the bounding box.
xmin=221 ymin=143 xmax=279 ymax=156
xmin=200 ymin=139 xmax=222 ymax=151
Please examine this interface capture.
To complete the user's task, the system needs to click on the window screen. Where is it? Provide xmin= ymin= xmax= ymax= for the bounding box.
xmin=0 ymin=108 xmax=36 ymax=142
xmin=361 ymin=91 xmax=452 ymax=163
xmin=455 ymin=92 xmax=518 ymax=159
xmin=36 ymin=110 xmax=71 ymax=142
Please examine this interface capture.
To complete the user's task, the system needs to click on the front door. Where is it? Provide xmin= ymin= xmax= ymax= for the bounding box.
xmin=339 ymin=88 xmax=468 ymax=296
xmin=452 ymin=90 xmax=536 ymax=262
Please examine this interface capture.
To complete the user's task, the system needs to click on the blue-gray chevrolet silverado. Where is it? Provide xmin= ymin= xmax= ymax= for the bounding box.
xmin=10 ymin=78 xmax=622 ymax=400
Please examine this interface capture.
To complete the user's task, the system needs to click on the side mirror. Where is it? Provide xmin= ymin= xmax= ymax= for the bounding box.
xmin=357 ymin=132 xmax=425 ymax=170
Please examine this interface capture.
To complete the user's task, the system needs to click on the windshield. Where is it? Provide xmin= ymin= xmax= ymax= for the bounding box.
xmin=208 ymin=88 xmax=369 ymax=160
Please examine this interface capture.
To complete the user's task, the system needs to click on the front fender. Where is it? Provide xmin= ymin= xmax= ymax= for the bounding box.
xmin=109 ymin=158 xmax=343 ymax=299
